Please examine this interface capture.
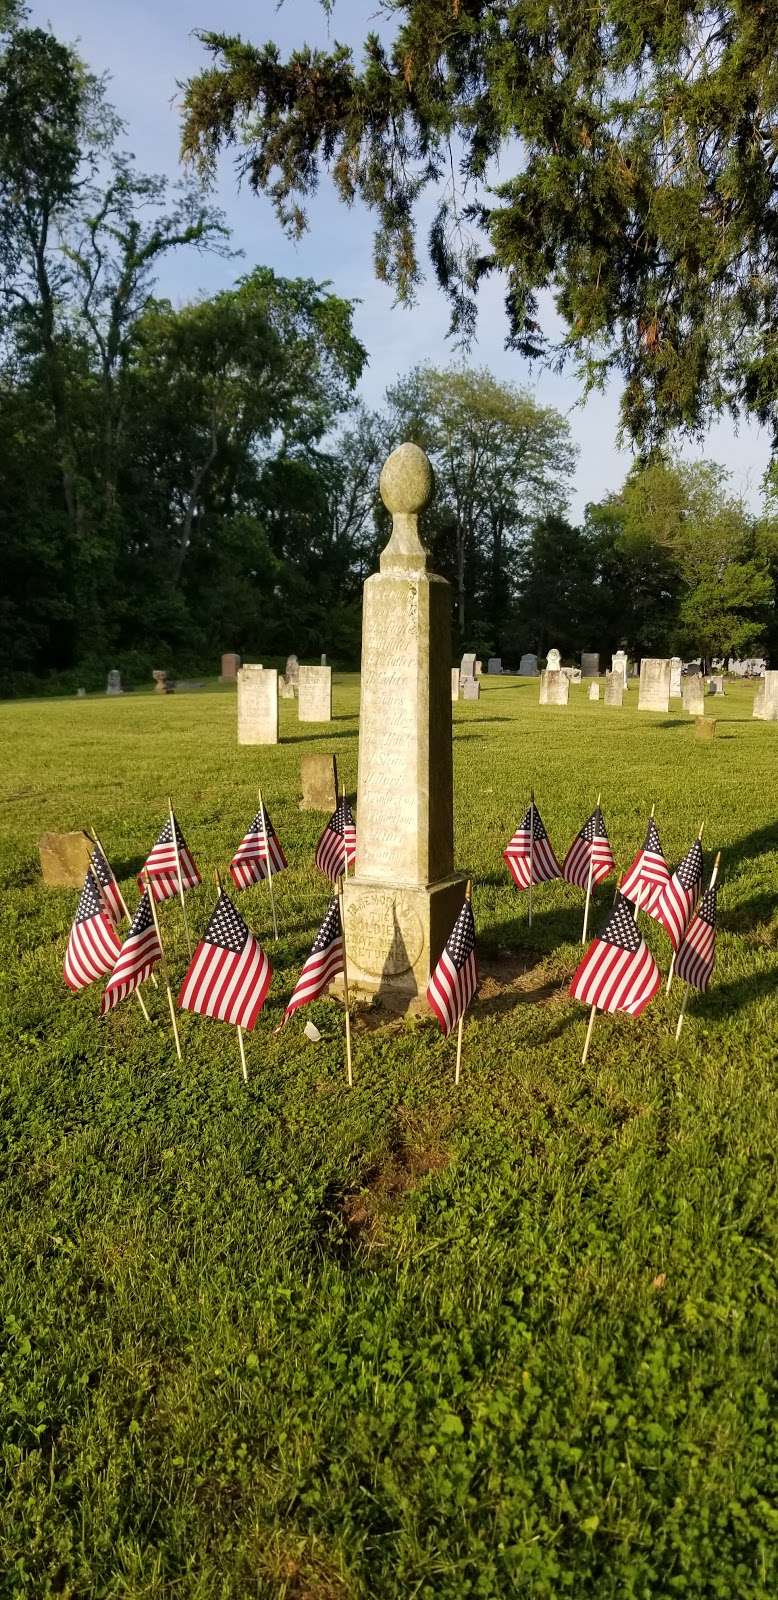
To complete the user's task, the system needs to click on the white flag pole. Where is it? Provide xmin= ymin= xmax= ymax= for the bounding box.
xmin=257 ymin=785 xmax=278 ymax=941
xmin=581 ymin=792 xmax=601 ymax=946
xmin=168 ymin=795 xmax=192 ymax=958
xmin=528 ymin=791 xmax=535 ymax=929
xmin=675 ymin=850 xmax=720 ymax=1040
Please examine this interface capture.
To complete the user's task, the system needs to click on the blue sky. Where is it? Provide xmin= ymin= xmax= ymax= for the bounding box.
xmin=37 ymin=0 xmax=772 ymax=519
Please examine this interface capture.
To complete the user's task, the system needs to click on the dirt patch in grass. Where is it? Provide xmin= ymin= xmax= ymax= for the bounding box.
xmin=325 ymin=1107 xmax=453 ymax=1255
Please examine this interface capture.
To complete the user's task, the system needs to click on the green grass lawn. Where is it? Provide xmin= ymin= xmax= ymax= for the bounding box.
xmin=1 ymin=676 xmax=776 ymax=1598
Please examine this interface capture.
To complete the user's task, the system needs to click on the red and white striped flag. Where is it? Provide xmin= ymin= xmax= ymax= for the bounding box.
xmin=230 ymin=805 xmax=287 ymax=890
xmin=654 ymin=838 xmax=703 ymax=950
xmin=64 ymin=870 xmax=122 ymax=992
xmin=676 ymin=881 xmax=717 ymax=991
xmin=621 ymin=815 xmax=670 ymax=918
xmin=427 ymin=896 xmax=478 ymax=1037
xmin=563 ymin=805 xmax=615 ymax=890
xmin=178 ymin=890 xmax=272 ymax=1030
xmin=89 ymin=841 xmax=125 ymax=925
xmin=315 ymin=798 xmax=356 ymax=883
xmin=101 ymin=891 xmax=162 ymax=1013
xmin=139 ymin=814 xmax=201 ymax=903
xmin=503 ymin=802 xmax=561 ymax=889
xmin=570 ymin=892 xmax=661 ymax=1016
xmin=278 ymin=898 xmax=343 ymax=1026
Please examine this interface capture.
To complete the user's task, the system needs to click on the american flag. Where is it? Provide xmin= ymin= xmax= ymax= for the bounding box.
xmin=562 ymin=805 xmax=615 ymax=890
xmin=676 ymin=881 xmax=718 ymax=991
xmin=279 ymin=898 xmax=343 ymax=1025
xmin=427 ymin=896 xmax=478 ymax=1037
xmin=570 ymin=892 xmax=661 ymax=1016
xmin=229 ymin=805 xmax=287 ymax=890
xmin=139 ymin=814 xmax=201 ymax=903
xmin=64 ymin=869 xmax=122 ymax=991
xmin=503 ymin=802 xmax=561 ymax=889
xmin=178 ymin=890 xmax=272 ymax=1030
xmin=101 ymin=891 xmax=162 ymax=1014
xmin=315 ymin=798 xmax=356 ymax=882
xmin=89 ymin=842 xmax=125 ymax=925
xmin=655 ymin=838 xmax=704 ymax=950
xmin=621 ymin=816 xmax=670 ymax=917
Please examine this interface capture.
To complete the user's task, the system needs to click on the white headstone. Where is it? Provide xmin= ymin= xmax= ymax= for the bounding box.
xmin=638 ymin=658 xmax=671 ymax=712
xmin=238 ymin=665 xmax=278 ymax=744
xmin=588 ymin=682 xmax=600 ymax=701
xmin=546 ymin=648 xmax=561 ymax=672
xmin=604 ymin=671 xmax=623 ymax=707
xmin=487 ymin=657 xmax=502 ymax=675
xmin=278 ymin=674 xmax=295 ymax=699
xmin=76 ymin=687 xmax=86 ymax=699
xmin=581 ymin=652 xmax=599 ymax=678
xmin=284 ymin=654 xmax=300 ymax=686
xmin=540 ymin=670 xmax=568 ymax=706
xmin=753 ymin=672 xmax=778 ymax=720
xmin=320 ymin=653 xmax=327 ymax=666
xmin=682 ymin=674 xmax=705 ymax=716
xmin=451 ymin=667 xmax=460 ymax=702
xmin=298 ymin=664 xmax=332 ymax=722
xmin=474 ymin=659 xmax=483 ymax=677
xmin=518 ymin=653 xmax=538 ymax=677
xmin=106 ymin=669 xmax=122 ymax=696
xmin=460 ymin=652 xmax=476 ymax=683
xmin=670 ymin=656 xmax=683 ymax=698
xmin=707 ymin=674 xmax=725 ymax=696
xmin=611 ymin=649 xmax=628 ymax=688
xmin=462 ymin=679 xmax=480 ymax=700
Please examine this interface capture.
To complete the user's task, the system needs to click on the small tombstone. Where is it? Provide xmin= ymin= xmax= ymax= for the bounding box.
xmin=475 ymin=659 xmax=483 ymax=677
xmin=682 ymin=674 xmax=705 ymax=716
xmin=588 ymin=682 xmax=600 ymax=701
xmin=581 ymin=652 xmax=600 ymax=678
xmin=638 ymin=658 xmax=671 ymax=712
xmin=695 ymin=717 xmax=717 ymax=741
xmin=670 ymin=656 xmax=683 ymax=698
xmin=320 ymin=653 xmax=327 ymax=666
xmin=451 ymin=667 xmax=460 ymax=702
xmin=220 ymin=652 xmax=240 ymax=682
xmin=604 ymin=671 xmax=623 ymax=707
xmin=487 ymin=657 xmax=502 ymax=675
xmin=106 ymin=669 xmax=122 ymax=696
xmin=707 ymin=674 xmax=725 ymax=696
xmin=459 ymin=651 xmax=476 ymax=683
xmin=278 ymin=674 xmax=295 ymax=699
xmin=298 ymin=664 xmax=332 ymax=722
xmin=462 ymin=679 xmax=480 ymax=700
xmin=285 ymin=654 xmax=300 ymax=687
xmin=38 ymin=830 xmax=92 ymax=888
xmin=546 ymin=647 xmax=561 ymax=672
xmin=237 ymin=665 xmax=278 ymax=745
xmin=612 ymin=649 xmax=629 ymax=687
xmin=299 ymin=753 xmax=337 ymax=811
xmin=519 ymin=652 xmax=539 ymax=677
xmin=76 ymin=688 xmax=86 ymax=699
xmin=753 ymin=670 xmax=778 ymax=721
xmin=541 ymin=670 xmax=568 ymax=706
xmin=152 ymin=669 xmax=169 ymax=695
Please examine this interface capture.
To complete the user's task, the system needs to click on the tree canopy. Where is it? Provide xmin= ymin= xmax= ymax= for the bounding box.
xmin=181 ymin=2 xmax=778 ymax=451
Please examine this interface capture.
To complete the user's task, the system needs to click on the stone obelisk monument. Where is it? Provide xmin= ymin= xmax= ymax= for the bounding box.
xmin=342 ymin=442 xmax=465 ymax=1005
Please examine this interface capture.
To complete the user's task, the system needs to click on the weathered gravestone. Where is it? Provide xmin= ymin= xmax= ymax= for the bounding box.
xmin=342 ymin=442 xmax=465 ymax=1005
xmin=519 ymin=653 xmax=539 ymax=677
xmin=38 ymin=831 xmax=93 ymax=888
xmin=546 ymin=647 xmax=561 ymax=672
xmin=638 ymin=658 xmax=671 ymax=712
xmin=152 ymin=670 xmax=170 ymax=694
xmin=753 ymin=671 xmax=778 ymax=720
xmin=670 ymin=657 xmax=683 ymax=698
xmin=459 ymin=652 xmax=476 ymax=684
xmin=612 ymin=649 xmax=629 ymax=688
xmin=604 ymin=671 xmax=623 ymax=707
xmin=475 ymin=660 xmax=483 ymax=677
xmin=695 ymin=717 xmax=717 ymax=741
xmin=284 ymin=654 xmax=300 ymax=690
xmin=451 ymin=667 xmax=460 ymax=702
xmin=278 ymin=674 xmax=295 ymax=698
xmin=298 ymin=665 xmax=332 ymax=722
xmin=707 ymin=674 xmax=725 ymax=696
xmin=220 ymin=652 xmax=240 ymax=682
xmin=106 ymin=670 xmax=122 ymax=696
xmin=682 ymin=674 xmax=705 ymax=716
xmin=237 ymin=665 xmax=278 ymax=745
xmin=581 ymin=652 xmax=600 ymax=678
xmin=540 ymin=670 xmax=568 ymax=706
xmin=462 ymin=679 xmax=480 ymax=700
xmin=588 ymin=682 xmax=600 ymax=701
xmin=320 ymin=653 xmax=327 ymax=666
xmin=487 ymin=657 xmax=502 ymax=675
xmin=562 ymin=667 xmax=582 ymax=685
xmin=76 ymin=688 xmax=86 ymax=699
xmin=299 ymin=753 xmax=337 ymax=811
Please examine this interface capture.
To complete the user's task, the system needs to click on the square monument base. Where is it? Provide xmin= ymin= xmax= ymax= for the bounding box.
xmin=339 ymin=874 xmax=467 ymax=1010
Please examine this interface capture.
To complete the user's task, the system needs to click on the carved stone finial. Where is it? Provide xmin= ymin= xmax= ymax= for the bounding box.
xmin=379 ymin=442 xmax=433 ymax=572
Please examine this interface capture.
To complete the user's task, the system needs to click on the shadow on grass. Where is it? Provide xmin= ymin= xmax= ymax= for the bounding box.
xmin=282 ymin=728 xmax=357 ymax=745
xmin=687 ymin=967 xmax=778 ymax=1019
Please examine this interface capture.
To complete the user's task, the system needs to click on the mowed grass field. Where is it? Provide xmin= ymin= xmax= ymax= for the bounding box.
xmin=1 ymin=675 xmax=777 ymax=1599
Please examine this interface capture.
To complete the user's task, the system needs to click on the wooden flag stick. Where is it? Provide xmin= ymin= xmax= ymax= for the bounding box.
xmin=145 ymin=872 xmax=182 ymax=1060
xmin=667 ymin=818 xmax=705 ymax=994
xmin=675 ymin=850 xmax=720 ymax=1040
xmin=528 ymin=790 xmax=535 ymax=929
xmin=168 ymin=795 xmax=192 ymax=958
xmin=454 ymin=879 xmax=473 ymax=1085
xmin=581 ymin=791 xmax=601 ymax=946
xmin=90 ymin=832 xmax=158 ymax=992
xmin=337 ymin=875 xmax=353 ymax=1087
xmin=257 ymin=784 xmax=278 ymax=941
xmin=581 ymin=1003 xmax=597 ymax=1065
